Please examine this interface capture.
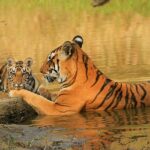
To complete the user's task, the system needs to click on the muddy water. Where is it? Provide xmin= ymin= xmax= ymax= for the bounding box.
xmin=31 ymin=108 xmax=150 ymax=149
xmin=1 ymin=108 xmax=150 ymax=149
xmin=1 ymin=1 xmax=150 ymax=150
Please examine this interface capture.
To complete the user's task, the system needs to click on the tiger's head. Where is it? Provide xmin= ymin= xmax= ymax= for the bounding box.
xmin=40 ymin=35 xmax=84 ymax=85
xmin=6 ymin=57 xmax=34 ymax=90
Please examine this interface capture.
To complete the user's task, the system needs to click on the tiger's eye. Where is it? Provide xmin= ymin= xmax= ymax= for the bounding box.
xmin=26 ymin=68 xmax=30 ymax=72
xmin=48 ymin=69 xmax=52 ymax=73
xmin=8 ymin=75 xmax=14 ymax=81
xmin=48 ymin=54 xmax=51 ymax=61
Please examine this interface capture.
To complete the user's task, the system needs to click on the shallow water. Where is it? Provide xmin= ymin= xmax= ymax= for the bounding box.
xmin=0 ymin=1 xmax=150 ymax=149
xmin=30 ymin=108 xmax=150 ymax=149
xmin=1 ymin=108 xmax=149 ymax=149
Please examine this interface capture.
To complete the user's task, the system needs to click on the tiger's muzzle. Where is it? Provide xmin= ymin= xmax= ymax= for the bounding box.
xmin=13 ymin=83 xmax=24 ymax=90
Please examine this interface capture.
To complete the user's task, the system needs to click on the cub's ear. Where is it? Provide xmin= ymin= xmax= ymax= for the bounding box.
xmin=72 ymin=35 xmax=83 ymax=48
xmin=61 ymin=41 xmax=74 ymax=59
xmin=24 ymin=57 xmax=33 ymax=67
xmin=7 ymin=57 xmax=15 ymax=66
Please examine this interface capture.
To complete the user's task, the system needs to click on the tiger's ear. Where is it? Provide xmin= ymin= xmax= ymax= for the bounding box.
xmin=7 ymin=57 xmax=15 ymax=66
xmin=24 ymin=57 xmax=33 ymax=67
xmin=61 ymin=41 xmax=74 ymax=59
xmin=72 ymin=35 xmax=83 ymax=48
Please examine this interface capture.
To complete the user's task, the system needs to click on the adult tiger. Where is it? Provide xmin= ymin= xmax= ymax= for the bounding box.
xmin=1 ymin=57 xmax=39 ymax=92
xmin=9 ymin=35 xmax=150 ymax=115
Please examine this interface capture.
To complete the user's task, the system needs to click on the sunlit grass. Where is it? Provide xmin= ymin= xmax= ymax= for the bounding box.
xmin=0 ymin=0 xmax=150 ymax=16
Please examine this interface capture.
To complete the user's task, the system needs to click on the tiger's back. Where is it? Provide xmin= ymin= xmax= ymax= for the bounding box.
xmin=83 ymin=80 xmax=150 ymax=111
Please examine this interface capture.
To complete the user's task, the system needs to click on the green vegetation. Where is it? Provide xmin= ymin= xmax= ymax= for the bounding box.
xmin=0 ymin=0 xmax=150 ymax=16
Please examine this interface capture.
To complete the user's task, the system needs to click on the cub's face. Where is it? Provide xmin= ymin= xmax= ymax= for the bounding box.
xmin=40 ymin=35 xmax=83 ymax=84
xmin=7 ymin=57 xmax=33 ymax=90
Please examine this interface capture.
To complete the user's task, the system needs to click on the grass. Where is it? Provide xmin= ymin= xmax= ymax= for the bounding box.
xmin=0 ymin=0 xmax=150 ymax=16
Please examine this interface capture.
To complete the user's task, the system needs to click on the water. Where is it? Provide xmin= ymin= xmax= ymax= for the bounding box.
xmin=0 ymin=1 xmax=150 ymax=149
xmin=2 ymin=108 xmax=149 ymax=149
xmin=31 ymin=108 xmax=150 ymax=149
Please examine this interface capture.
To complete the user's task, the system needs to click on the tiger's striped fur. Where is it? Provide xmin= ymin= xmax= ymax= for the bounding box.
xmin=1 ymin=57 xmax=39 ymax=92
xmin=9 ymin=36 xmax=150 ymax=115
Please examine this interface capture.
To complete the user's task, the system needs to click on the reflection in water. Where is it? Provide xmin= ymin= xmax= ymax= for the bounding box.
xmin=31 ymin=108 xmax=150 ymax=149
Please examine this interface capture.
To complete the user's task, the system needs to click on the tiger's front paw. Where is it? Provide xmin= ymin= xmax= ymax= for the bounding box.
xmin=37 ymin=86 xmax=52 ymax=100
xmin=9 ymin=90 xmax=22 ymax=98
xmin=9 ymin=90 xmax=15 ymax=97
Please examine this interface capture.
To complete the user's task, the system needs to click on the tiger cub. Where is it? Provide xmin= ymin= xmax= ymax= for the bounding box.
xmin=0 ymin=57 xmax=39 ymax=93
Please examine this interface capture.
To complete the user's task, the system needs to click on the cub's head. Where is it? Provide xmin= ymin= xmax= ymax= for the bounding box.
xmin=6 ymin=57 xmax=33 ymax=90
xmin=40 ymin=35 xmax=83 ymax=84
